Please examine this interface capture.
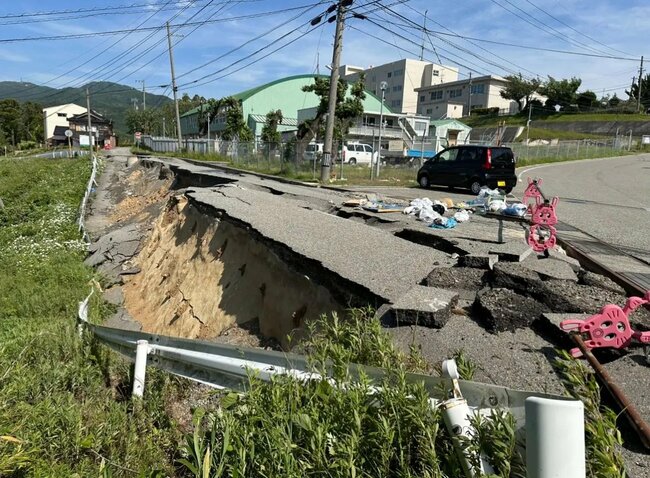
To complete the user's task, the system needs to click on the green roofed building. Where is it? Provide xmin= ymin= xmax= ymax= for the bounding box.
xmin=180 ymin=74 xmax=326 ymax=139
xmin=179 ymin=74 xmax=393 ymax=139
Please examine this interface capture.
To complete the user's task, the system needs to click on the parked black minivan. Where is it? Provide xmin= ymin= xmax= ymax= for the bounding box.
xmin=416 ymin=145 xmax=517 ymax=194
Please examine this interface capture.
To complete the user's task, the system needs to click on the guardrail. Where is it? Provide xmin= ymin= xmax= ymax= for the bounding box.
xmin=77 ymin=292 xmax=585 ymax=478
xmin=77 ymin=154 xmax=98 ymax=244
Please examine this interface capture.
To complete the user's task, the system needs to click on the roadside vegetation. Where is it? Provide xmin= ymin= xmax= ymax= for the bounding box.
xmin=0 ymin=157 xmax=180 ymax=476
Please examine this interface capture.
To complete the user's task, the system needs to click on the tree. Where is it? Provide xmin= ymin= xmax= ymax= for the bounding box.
xmin=19 ymin=102 xmax=44 ymax=143
xmin=608 ymin=94 xmax=621 ymax=107
xmin=576 ymin=90 xmax=598 ymax=111
xmin=0 ymin=99 xmax=21 ymax=146
xmin=260 ymin=109 xmax=283 ymax=148
xmin=296 ymin=74 xmax=366 ymax=159
xmin=500 ymin=74 xmax=541 ymax=112
xmin=538 ymin=76 xmax=582 ymax=110
xmin=125 ymin=108 xmax=161 ymax=135
xmin=626 ymin=74 xmax=650 ymax=110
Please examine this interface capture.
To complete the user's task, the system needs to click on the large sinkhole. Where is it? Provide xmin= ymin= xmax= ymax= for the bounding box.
xmin=122 ymin=196 xmax=346 ymax=348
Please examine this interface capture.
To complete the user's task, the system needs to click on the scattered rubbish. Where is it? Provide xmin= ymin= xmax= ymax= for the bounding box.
xmin=432 ymin=203 xmax=446 ymax=215
xmin=440 ymin=197 xmax=455 ymax=209
xmin=560 ymin=291 xmax=650 ymax=357
xmin=502 ymin=203 xmax=527 ymax=217
xmin=453 ymin=210 xmax=470 ymax=222
xmin=486 ymin=198 xmax=507 ymax=213
xmin=343 ymin=198 xmax=364 ymax=207
xmin=430 ymin=217 xmax=458 ymax=229
xmin=362 ymin=202 xmax=404 ymax=213
xmin=404 ymin=198 xmax=440 ymax=223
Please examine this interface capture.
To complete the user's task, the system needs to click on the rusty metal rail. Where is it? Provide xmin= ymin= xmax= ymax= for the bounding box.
xmin=571 ymin=334 xmax=650 ymax=449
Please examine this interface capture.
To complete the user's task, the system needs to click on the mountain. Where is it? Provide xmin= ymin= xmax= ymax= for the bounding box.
xmin=0 ymin=81 xmax=172 ymax=136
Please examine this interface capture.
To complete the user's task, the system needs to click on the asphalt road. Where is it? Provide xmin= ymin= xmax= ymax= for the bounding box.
xmin=515 ymin=154 xmax=650 ymax=262
xmin=351 ymin=154 xmax=650 ymax=262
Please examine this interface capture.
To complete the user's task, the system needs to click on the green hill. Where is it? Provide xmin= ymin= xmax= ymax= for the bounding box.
xmin=0 ymin=81 xmax=172 ymax=137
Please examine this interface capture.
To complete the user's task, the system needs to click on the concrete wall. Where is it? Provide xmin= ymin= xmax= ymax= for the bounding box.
xmin=342 ymin=59 xmax=459 ymax=115
xmin=532 ymin=120 xmax=650 ymax=136
xmin=43 ymin=103 xmax=86 ymax=140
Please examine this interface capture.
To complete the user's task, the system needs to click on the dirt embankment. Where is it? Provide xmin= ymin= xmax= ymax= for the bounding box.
xmin=122 ymin=195 xmax=343 ymax=347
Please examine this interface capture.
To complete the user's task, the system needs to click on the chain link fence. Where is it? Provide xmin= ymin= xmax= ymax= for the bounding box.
xmin=139 ymin=134 xmax=631 ymax=180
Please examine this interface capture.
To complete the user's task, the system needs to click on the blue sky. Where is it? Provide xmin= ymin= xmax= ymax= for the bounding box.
xmin=0 ymin=0 xmax=647 ymax=102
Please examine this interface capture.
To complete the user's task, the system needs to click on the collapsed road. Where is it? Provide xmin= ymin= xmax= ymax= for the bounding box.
xmin=85 ymin=148 xmax=650 ymax=475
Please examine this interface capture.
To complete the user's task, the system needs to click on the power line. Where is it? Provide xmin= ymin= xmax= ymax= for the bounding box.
xmin=0 ymin=6 xmax=323 ymax=43
xmin=397 ymin=3 xmax=541 ymax=79
xmin=521 ymin=0 xmax=630 ymax=57
xmin=177 ymin=0 xmax=390 ymax=90
xmin=489 ymin=0 xmax=617 ymax=57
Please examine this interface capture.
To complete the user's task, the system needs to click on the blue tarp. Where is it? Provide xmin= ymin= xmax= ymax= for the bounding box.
xmin=406 ymin=149 xmax=435 ymax=159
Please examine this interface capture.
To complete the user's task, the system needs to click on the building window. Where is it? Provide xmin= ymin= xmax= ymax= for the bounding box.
xmin=449 ymin=89 xmax=463 ymax=98
xmin=430 ymin=91 xmax=443 ymax=100
xmin=392 ymin=85 xmax=402 ymax=92
xmin=390 ymin=99 xmax=402 ymax=108
xmin=470 ymin=84 xmax=485 ymax=95
xmin=432 ymin=70 xmax=440 ymax=76
xmin=393 ymin=69 xmax=403 ymax=76
xmin=414 ymin=121 xmax=426 ymax=132
xmin=387 ymin=72 xmax=392 ymax=78
xmin=57 ymin=113 xmax=67 ymax=117
xmin=420 ymin=95 xmax=425 ymax=103
xmin=426 ymin=108 xmax=432 ymax=114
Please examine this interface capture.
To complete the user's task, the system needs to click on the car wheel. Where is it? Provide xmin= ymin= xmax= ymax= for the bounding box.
xmin=349 ymin=158 xmax=357 ymax=165
xmin=504 ymin=186 xmax=513 ymax=194
xmin=469 ymin=179 xmax=482 ymax=195
xmin=418 ymin=174 xmax=430 ymax=188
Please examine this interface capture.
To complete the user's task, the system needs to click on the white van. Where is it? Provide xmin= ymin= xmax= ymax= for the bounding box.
xmin=340 ymin=143 xmax=376 ymax=165
xmin=303 ymin=143 xmax=323 ymax=161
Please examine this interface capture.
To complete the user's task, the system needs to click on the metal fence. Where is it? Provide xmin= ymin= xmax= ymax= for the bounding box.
xmin=139 ymin=134 xmax=630 ymax=181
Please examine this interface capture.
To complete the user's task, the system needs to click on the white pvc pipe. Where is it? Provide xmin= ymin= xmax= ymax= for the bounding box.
xmin=441 ymin=398 xmax=494 ymax=478
xmin=132 ymin=340 xmax=150 ymax=398
xmin=525 ymin=397 xmax=585 ymax=478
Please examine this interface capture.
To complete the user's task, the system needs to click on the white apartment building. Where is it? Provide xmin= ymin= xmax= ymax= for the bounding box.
xmin=43 ymin=103 xmax=87 ymax=144
xmin=340 ymin=59 xmax=459 ymax=115
xmin=416 ymin=75 xmax=523 ymax=120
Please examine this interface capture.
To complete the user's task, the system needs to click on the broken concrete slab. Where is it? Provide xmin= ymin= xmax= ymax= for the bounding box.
xmin=387 ymin=318 xmax=567 ymax=395
xmin=474 ymin=287 xmax=549 ymax=333
xmin=104 ymin=309 xmax=141 ymax=331
xmin=536 ymin=280 xmax=627 ymax=315
xmin=521 ymin=256 xmax=578 ymax=281
xmin=578 ymin=270 xmax=626 ymax=295
xmin=488 ymin=242 xmax=533 ymax=262
xmin=491 ymin=262 xmax=544 ymax=295
xmin=424 ymin=267 xmax=488 ymax=301
xmin=391 ymin=286 xmax=458 ymax=328
xmin=540 ymin=312 xmax=590 ymax=337
xmin=459 ymin=253 xmax=498 ymax=270
xmin=103 ymin=286 xmax=124 ymax=306
xmin=546 ymin=248 xmax=581 ymax=272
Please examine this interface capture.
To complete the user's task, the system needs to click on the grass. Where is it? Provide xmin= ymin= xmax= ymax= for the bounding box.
xmin=463 ymin=111 xmax=648 ymax=128
xmin=0 ymin=157 xmax=181 ymax=476
xmin=179 ymin=310 xmax=522 ymax=477
xmin=553 ymin=350 xmax=626 ymax=478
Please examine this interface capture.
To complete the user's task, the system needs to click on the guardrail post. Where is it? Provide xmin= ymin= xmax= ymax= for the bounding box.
xmin=133 ymin=340 xmax=150 ymax=398
xmin=525 ymin=397 xmax=585 ymax=478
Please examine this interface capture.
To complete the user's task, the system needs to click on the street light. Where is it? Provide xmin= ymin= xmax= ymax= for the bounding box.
xmin=375 ymin=80 xmax=387 ymax=179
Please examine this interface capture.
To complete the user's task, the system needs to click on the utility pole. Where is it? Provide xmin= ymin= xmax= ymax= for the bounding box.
xmin=320 ymin=1 xmax=348 ymax=182
xmin=137 ymin=80 xmax=146 ymax=111
xmin=467 ymin=72 xmax=473 ymax=115
xmin=637 ymin=56 xmax=644 ymax=112
xmin=207 ymin=112 xmax=211 ymax=154
xmin=419 ymin=10 xmax=428 ymax=61
xmin=162 ymin=117 xmax=166 ymax=137
xmin=166 ymin=22 xmax=183 ymax=150
xmin=526 ymin=101 xmax=533 ymax=159
xmin=86 ymin=87 xmax=93 ymax=153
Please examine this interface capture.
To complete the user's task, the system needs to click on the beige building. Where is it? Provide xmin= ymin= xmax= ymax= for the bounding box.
xmin=43 ymin=103 xmax=87 ymax=144
xmin=340 ymin=59 xmax=459 ymax=115
xmin=415 ymin=75 xmax=526 ymax=120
